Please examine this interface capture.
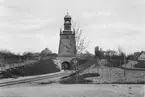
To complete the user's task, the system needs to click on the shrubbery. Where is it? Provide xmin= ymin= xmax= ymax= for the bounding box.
xmin=134 ymin=61 xmax=145 ymax=68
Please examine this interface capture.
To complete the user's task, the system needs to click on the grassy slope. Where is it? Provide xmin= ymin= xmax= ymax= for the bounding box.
xmin=1 ymin=58 xmax=60 ymax=78
xmin=84 ymin=59 xmax=145 ymax=83
xmin=84 ymin=67 xmax=145 ymax=84
xmin=16 ymin=58 xmax=60 ymax=76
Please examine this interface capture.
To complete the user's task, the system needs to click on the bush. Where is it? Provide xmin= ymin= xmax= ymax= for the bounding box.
xmin=134 ymin=61 xmax=145 ymax=68
xmin=105 ymin=59 xmax=124 ymax=67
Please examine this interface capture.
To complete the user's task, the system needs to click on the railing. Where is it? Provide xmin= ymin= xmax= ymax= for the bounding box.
xmin=77 ymin=59 xmax=97 ymax=74
xmin=63 ymin=59 xmax=98 ymax=78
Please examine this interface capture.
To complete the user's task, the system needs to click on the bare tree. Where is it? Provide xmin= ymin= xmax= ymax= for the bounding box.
xmin=118 ymin=46 xmax=123 ymax=55
xmin=117 ymin=46 xmax=127 ymax=79
xmin=118 ymin=46 xmax=126 ymax=58
xmin=75 ymin=28 xmax=90 ymax=54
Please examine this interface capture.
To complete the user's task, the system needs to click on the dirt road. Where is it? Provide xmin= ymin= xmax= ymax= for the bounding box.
xmin=0 ymin=84 xmax=144 ymax=97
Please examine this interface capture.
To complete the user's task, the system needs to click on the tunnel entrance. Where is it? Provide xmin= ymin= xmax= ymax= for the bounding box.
xmin=61 ymin=61 xmax=71 ymax=70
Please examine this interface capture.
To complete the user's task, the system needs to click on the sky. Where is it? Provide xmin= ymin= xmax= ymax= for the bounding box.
xmin=1 ymin=0 xmax=145 ymax=54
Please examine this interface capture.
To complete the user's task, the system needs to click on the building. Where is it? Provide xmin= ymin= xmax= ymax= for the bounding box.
xmin=95 ymin=46 xmax=99 ymax=52
xmin=138 ymin=51 xmax=145 ymax=61
xmin=57 ymin=12 xmax=77 ymax=70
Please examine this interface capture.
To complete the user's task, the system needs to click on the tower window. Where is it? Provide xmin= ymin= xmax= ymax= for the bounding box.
xmin=65 ymin=26 xmax=70 ymax=29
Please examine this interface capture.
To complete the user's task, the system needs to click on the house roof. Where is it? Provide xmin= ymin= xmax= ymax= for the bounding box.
xmin=138 ymin=51 xmax=145 ymax=60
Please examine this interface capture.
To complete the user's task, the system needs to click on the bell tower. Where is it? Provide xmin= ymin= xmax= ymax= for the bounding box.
xmin=64 ymin=12 xmax=71 ymax=31
xmin=58 ymin=12 xmax=76 ymax=57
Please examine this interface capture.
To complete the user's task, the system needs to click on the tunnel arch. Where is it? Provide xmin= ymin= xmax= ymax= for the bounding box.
xmin=61 ymin=61 xmax=71 ymax=70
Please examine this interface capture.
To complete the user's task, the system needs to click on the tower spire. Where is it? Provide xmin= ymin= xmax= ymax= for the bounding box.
xmin=66 ymin=9 xmax=69 ymax=15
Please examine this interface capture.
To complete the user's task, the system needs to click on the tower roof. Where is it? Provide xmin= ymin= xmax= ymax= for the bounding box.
xmin=64 ymin=12 xmax=71 ymax=19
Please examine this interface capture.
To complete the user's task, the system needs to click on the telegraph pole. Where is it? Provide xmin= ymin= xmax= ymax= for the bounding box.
xmin=72 ymin=58 xmax=78 ymax=84
xmin=123 ymin=53 xmax=126 ymax=80
xmin=76 ymin=58 xmax=79 ymax=84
